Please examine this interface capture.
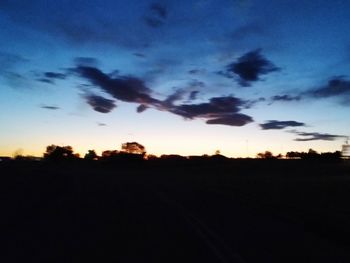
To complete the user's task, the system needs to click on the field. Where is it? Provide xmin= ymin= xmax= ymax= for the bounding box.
xmin=2 ymin=159 xmax=350 ymax=262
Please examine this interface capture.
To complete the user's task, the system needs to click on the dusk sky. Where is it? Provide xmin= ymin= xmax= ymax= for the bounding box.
xmin=1 ymin=0 xmax=349 ymax=157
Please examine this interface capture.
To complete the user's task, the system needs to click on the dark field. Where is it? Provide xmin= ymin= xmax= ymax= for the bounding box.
xmin=2 ymin=159 xmax=350 ymax=262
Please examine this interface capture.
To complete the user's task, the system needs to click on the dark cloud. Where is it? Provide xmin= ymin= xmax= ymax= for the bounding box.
xmin=188 ymin=69 xmax=201 ymax=75
xmin=206 ymin=113 xmax=253 ymax=126
xmin=164 ymin=84 xmax=201 ymax=105
xmin=137 ymin=104 xmax=148 ymax=113
xmin=225 ymin=49 xmax=280 ymax=86
xmin=244 ymin=97 xmax=266 ymax=109
xmin=169 ymin=96 xmax=253 ymax=126
xmin=74 ymin=57 xmax=99 ymax=67
xmin=270 ymin=94 xmax=301 ymax=102
xmin=150 ymin=3 xmax=168 ymax=19
xmin=97 ymin=122 xmax=107 ymax=126
xmin=307 ymin=76 xmax=350 ymax=103
xmin=144 ymin=3 xmax=168 ymax=28
xmin=189 ymin=91 xmax=199 ymax=101
xmin=41 ymin=105 xmax=60 ymax=110
xmin=170 ymin=96 xmax=245 ymax=118
xmin=37 ymin=78 xmax=54 ymax=84
xmin=74 ymin=65 xmax=253 ymax=127
xmin=36 ymin=71 xmax=66 ymax=84
xmin=83 ymin=94 xmax=117 ymax=113
xmin=75 ymin=66 xmax=160 ymax=106
xmin=260 ymin=120 xmax=305 ymax=130
xmin=44 ymin=72 xmax=66 ymax=80
xmin=164 ymin=89 xmax=187 ymax=105
xmin=133 ymin=53 xmax=146 ymax=58
xmin=292 ymin=131 xmax=346 ymax=141
xmin=189 ymin=79 xmax=205 ymax=89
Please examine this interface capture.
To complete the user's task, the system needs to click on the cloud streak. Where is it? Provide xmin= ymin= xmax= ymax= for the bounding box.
xmin=260 ymin=120 xmax=305 ymax=130
xmin=289 ymin=130 xmax=346 ymax=141
xmin=294 ymin=132 xmax=346 ymax=141
xmin=306 ymin=76 xmax=350 ymax=104
xmin=41 ymin=105 xmax=60 ymax=110
xmin=270 ymin=95 xmax=301 ymax=103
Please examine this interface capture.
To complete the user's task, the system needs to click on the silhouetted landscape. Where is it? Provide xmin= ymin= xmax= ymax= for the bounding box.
xmin=2 ymin=1 xmax=350 ymax=262
xmin=2 ymin=143 xmax=350 ymax=262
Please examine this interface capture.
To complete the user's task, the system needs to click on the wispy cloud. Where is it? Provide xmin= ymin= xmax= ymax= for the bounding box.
xmin=260 ymin=120 xmax=305 ymax=130
xmin=270 ymin=94 xmax=301 ymax=103
xmin=40 ymin=105 xmax=60 ymax=110
xmin=290 ymin=130 xmax=346 ymax=141
xmin=306 ymin=76 xmax=350 ymax=104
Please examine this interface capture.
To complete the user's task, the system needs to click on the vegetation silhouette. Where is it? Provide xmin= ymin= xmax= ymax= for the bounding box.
xmin=286 ymin=149 xmax=341 ymax=160
xmin=44 ymin=145 xmax=80 ymax=161
xmin=84 ymin=150 xmax=98 ymax=161
xmin=2 ymin=142 xmax=350 ymax=262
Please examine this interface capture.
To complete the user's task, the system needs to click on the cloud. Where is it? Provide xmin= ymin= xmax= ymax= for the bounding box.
xmin=225 ymin=49 xmax=280 ymax=86
xmin=189 ymin=91 xmax=199 ymax=101
xmin=170 ymin=96 xmax=245 ymax=118
xmin=83 ymin=94 xmax=117 ymax=113
xmin=270 ymin=94 xmax=301 ymax=103
xmin=74 ymin=65 xmax=253 ymax=127
xmin=44 ymin=72 xmax=66 ymax=79
xmin=74 ymin=66 xmax=160 ymax=106
xmin=150 ymin=3 xmax=168 ymax=19
xmin=169 ymin=96 xmax=253 ymax=126
xmin=137 ymin=104 xmax=148 ymax=113
xmin=144 ymin=2 xmax=168 ymax=28
xmin=164 ymin=89 xmax=187 ymax=105
xmin=40 ymin=105 xmax=60 ymax=110
xmin=244 ymin=97 xmax=266 ymax=108
xmin=260 ymin=120 xmax=305 ymax=130
xmin=37 ymin=78 xmax=54 ymax=84
xmin=307 ymin=76 xmax=350 ymax=104
xmin=292 ymin=131 xmax=346 ymax=141
xmin=36 ymin=71 xmax=67 ymax=84
xmin=74 ymin=57 xmax=99 ymax=67
xmin=97 ymin=122 xmax=107 ymax=127
xmin=133 ymin=53 xmax=146 ymax=58
xmin=206 ymin=113 xmax=253 ymax=126
xmin=188 ymin=69 xmax=205 ymax=75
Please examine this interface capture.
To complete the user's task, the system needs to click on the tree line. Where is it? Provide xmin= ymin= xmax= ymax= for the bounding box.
xmin=8 ymin=142 xmax=343 ymax=162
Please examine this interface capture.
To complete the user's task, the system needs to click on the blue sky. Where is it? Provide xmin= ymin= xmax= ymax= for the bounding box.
xmin=0 ymin=0 xmax=349 ymax=157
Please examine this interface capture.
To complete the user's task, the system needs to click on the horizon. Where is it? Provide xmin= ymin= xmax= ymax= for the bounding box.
xmin=1 ymin=1 xmax=350 ymax=158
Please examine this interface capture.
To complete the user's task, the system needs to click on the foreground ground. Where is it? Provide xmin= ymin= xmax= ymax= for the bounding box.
xmin=1 ymin=159 xmax=350 ymax=262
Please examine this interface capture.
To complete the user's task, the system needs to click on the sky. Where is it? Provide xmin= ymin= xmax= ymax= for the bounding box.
xmin=0 ymin=0 xmax=350 ymax=157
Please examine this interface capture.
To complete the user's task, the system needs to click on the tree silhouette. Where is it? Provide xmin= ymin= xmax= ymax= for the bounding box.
xmin=44 ymin=145 xmax=79 ymax=160
xmin=84 ymin=150 xmax=98 ymax=161
xmin=121 ymin=142 xmax=146 ymax=155
xmin=257 ymin=151 xmax=274 ymax=159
